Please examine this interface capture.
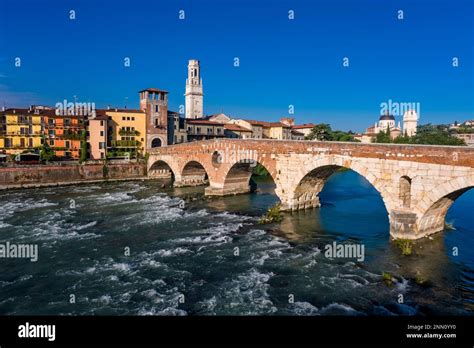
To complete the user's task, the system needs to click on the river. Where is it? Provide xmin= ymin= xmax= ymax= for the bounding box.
xmin=0 ymin=170 xmax=473 ymax=315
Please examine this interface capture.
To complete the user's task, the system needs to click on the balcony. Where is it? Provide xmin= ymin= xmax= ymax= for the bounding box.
xmin=119 ymin=129 xmax=140 ymax=136
xmin=59 ymin=131 xmax=83 ymax=140
xmin=110 ymin=140 xmax=141 ymax=148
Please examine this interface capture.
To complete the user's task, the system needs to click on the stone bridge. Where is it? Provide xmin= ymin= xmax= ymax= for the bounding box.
xmin=148 ymin=139 xmax=474 ymax=240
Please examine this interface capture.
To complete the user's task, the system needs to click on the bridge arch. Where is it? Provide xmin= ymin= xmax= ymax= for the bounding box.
xmin=415 ymin=176 xmax=474 ymax=236
xmin=177 ymin=160 xmax=210 ymax=187
xmin=221 ymin=158 xmax=278 ymax=196
xmin=148 ymin=159 xmax=177 ymax=180
xmin=280 ymin=157 xmax=395 ymax=213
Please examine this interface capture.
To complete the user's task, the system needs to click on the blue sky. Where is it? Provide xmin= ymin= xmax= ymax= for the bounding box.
xmin=0 ymin=0 xmax=473 ymax=131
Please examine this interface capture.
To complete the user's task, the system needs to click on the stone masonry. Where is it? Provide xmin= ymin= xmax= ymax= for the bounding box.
xmin=148 ymin=139 xmax=474 ymax=240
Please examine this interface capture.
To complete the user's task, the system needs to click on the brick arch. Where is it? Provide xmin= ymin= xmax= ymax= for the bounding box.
xmin=415 ymin=176 xmax=474 ymax=235
xmin=148 ymin=156 xmax=179 ymax=179
xmin=222 ymin=156 xmax=277 ymax=184
xmin=285 ymin=156 xmax=396 ymax=212
xmin=218 ymin=154 xmax=278 ymax=194
xmin=178 ymin=157 xmax=213 ymax=178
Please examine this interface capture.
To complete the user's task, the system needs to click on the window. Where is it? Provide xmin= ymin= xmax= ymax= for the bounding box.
xmin=127 ymin=117 xmax=130 ymax=121
xmin=132 ymin=117 xmax=135 ymax=121
xmin=100 ymin=131 xmax=104 ymax=136
xmin=155 ymin=105 xmax=159 ymax=113
xmin=64 ymin=118 xmax=70 ymax=126
xmin=50 ymin=139 xmax=55 ymax=146
xmin=122 ymin=117 xmax=126 ymax=121
xmin=399 ymin=176 xmax=412 ymax=208
xmin=100 ymin=120 xmax=104 ymax=126
xmin=65 ymin=141 xmax=70 ymax=148
xmin=99 ymin=142 xmax=105 ymax=149
xmin=197 ymin=127 xmax=201 ymax=134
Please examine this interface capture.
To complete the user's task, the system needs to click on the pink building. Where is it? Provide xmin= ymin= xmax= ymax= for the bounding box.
xmin=88 ymin=114 xmax=108 ymax=160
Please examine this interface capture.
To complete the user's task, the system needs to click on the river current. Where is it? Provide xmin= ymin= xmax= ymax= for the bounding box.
xmin=0 ymin=171 xmax=473 ymax=315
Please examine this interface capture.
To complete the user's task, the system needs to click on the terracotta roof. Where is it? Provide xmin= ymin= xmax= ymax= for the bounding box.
xmin=104 ymin=108 xmax=144 ymax=113
xmin=186 ymin=119 xmax=224 ymax=125
xmin=224 ymin=124 xmax=252 ymax=132
xmin=291 ymin=130 xmax=305 ymax=135
xmin=243 ymin=119 xmax=290 ymax=128
xmin=292 ymin=123 xmax=315 ymax=129
xmin=138 ymin=88 xmax=168 ymax=94
xmin=4 ymin=108 xmax=56 ymax=116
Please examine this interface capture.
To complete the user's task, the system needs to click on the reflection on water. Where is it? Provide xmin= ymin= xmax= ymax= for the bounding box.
xmin=0 ymin=170 xmax=472 ymax=315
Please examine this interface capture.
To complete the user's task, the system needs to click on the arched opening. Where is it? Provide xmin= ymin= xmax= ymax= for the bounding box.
xmin=291 ymin=165 xmax=389 ymax=240
xmin=210 ymin=160 xmax=279 ymax=213
xmin=151 ymin=138 xmax=162 ymax=148
xmin=418 ymin=186 xmax=473 ymax=236
xmin=178 ymin=161 xmax=209 ymax=187
xmin=399 ymin=176 xmax=412 ymax=208
xmin=148 ymin=160 xmax=174 ymax=181
xmin=223 ymin=160 xmax=277 ymax=197
xmin=441 ymin=187 xmax=474 ymax=297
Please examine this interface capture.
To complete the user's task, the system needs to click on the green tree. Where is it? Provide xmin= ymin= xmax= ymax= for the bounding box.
xmin=374 ymin=126 xmax=391 ymax=143
xmin=39 ymin=138 xmax=55 ymax=162
xmin=306 ymin=124 xmax=333 ymax=141
xmin=80 ymin=130 xmax=88 ymax=162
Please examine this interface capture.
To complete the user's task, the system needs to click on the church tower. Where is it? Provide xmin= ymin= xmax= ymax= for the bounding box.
xmin=403 ymin=110 xmax=418 ymax=136
xmin=185 ymin=59 xmax=203 ymax=119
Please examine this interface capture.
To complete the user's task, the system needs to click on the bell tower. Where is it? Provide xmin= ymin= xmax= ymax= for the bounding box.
xmin=185 ymin=59 xmax=203 ymax=119
xmin=403 ymin=110 xmax=418 ymax=136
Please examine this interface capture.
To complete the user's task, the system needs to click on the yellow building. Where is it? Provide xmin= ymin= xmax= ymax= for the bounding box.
xmin=0 ymin=108 xmax=44 ymax=154
xmin=103 ymin=108 xmax=146 ymax=158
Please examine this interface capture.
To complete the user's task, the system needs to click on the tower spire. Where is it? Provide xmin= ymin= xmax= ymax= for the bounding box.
xmin=185 ymin=59 xmax=204 ymax=119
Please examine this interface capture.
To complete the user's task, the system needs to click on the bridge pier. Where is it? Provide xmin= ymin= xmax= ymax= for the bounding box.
xmin=279 ymin=194 xmax=321 ymax=211
xmin=148 ymin=168 xmax=173 ymax=179
xmin=204 ymin=183 xmax=250 ymax=196
xmin=174 ymin=175 xmax=208 ymax=187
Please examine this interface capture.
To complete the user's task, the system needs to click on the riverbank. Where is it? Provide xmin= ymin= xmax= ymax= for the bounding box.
xmin=0 ymin=162 xmax=147 ymax=190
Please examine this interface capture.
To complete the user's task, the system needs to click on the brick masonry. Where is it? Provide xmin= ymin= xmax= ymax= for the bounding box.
xmin=149 ymin=139 xmax=474 ymax=240
xmin=0 ymin=163 xmax=146 ymax=188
